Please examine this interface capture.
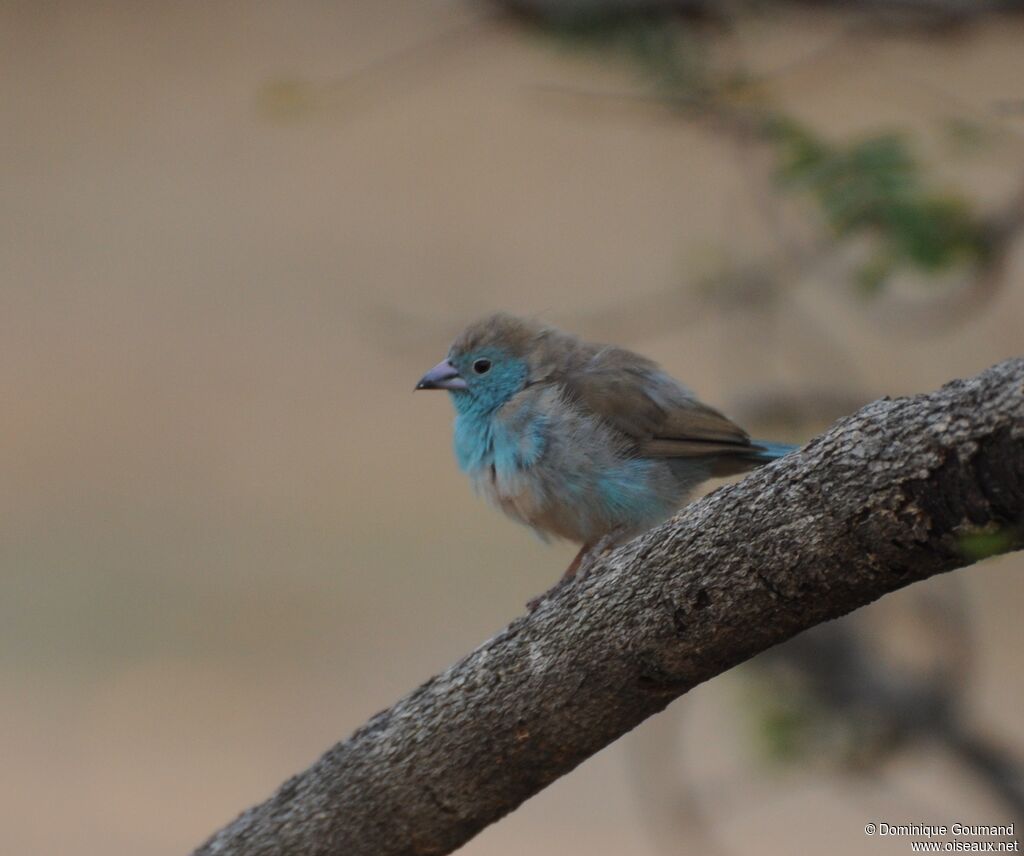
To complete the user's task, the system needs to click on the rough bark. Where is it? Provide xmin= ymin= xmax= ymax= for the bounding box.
xmin=195 ymin=358 xmax=1024 ymax=856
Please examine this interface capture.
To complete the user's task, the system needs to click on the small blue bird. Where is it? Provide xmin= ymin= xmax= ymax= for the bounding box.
xmin=416 ymin=313 xmax=796 ymax=591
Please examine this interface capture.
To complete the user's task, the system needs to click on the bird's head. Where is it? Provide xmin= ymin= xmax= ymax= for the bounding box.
xmin=415 ymin=313 xmax=552 ymax=414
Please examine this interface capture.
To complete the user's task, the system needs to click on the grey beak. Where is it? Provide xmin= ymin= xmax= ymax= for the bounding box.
xmin=415 ymin=358 xmax=467 ymax=391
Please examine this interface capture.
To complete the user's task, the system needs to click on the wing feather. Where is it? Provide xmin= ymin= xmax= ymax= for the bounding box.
xmin=561 ymin=345 xmax=752 ymax=458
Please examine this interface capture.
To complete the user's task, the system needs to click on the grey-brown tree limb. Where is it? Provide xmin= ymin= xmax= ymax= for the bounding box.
xmin=195 ymin=357 xmax=1024 ymax=856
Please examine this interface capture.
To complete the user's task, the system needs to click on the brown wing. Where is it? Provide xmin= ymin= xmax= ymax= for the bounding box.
xmin=561 ymin=344 xmax=752 ymax=459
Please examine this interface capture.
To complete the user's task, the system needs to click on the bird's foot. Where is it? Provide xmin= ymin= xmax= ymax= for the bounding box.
xmin=525 ymin=542 xmax=598 ymax=611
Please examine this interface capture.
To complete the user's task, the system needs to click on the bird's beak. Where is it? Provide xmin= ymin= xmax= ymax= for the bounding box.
xmin=415 ymin=358 xmax=467 ymax=391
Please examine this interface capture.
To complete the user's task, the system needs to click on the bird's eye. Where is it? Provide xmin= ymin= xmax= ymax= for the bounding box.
xmin=472 ymin=358 xmax=492 ymax=375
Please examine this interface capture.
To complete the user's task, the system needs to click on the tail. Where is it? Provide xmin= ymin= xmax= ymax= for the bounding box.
xmin=748 ymin=440 xmax=798 ymax=464
xmin=706 ymin=439 xmax=798 ymax=477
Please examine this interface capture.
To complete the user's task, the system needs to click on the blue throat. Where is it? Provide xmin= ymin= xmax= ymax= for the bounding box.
xmin=449 ymin=363 xmax=542 ymax=480
xmin=451 ymin=392 xmax=500 ymax=474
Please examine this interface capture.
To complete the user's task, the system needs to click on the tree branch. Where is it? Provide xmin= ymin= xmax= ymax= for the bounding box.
xmin=195 ymin=358 xmax=1024 ymax=856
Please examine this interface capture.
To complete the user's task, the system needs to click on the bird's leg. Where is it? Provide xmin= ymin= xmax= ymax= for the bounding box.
xmin=562 ymin=541 xmax=593 ymax=581
xmin=526 ymin=542 xmax=594 ymax=612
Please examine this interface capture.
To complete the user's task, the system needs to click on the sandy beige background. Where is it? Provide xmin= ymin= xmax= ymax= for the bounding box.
xmin=2 ymin=2 xmax=1023 ymax=854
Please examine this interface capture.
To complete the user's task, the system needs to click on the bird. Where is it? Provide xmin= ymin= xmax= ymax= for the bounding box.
xmin=415 ymin=313 xmax=796 ymax=597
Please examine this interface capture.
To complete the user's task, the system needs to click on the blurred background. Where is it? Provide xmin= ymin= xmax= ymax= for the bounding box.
xmin=2 ymin=2 xmax=1024 ymax=854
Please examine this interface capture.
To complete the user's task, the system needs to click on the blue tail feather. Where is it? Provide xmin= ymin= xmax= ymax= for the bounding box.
xmin=749 ymin=440 xmax=798 ymax=463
